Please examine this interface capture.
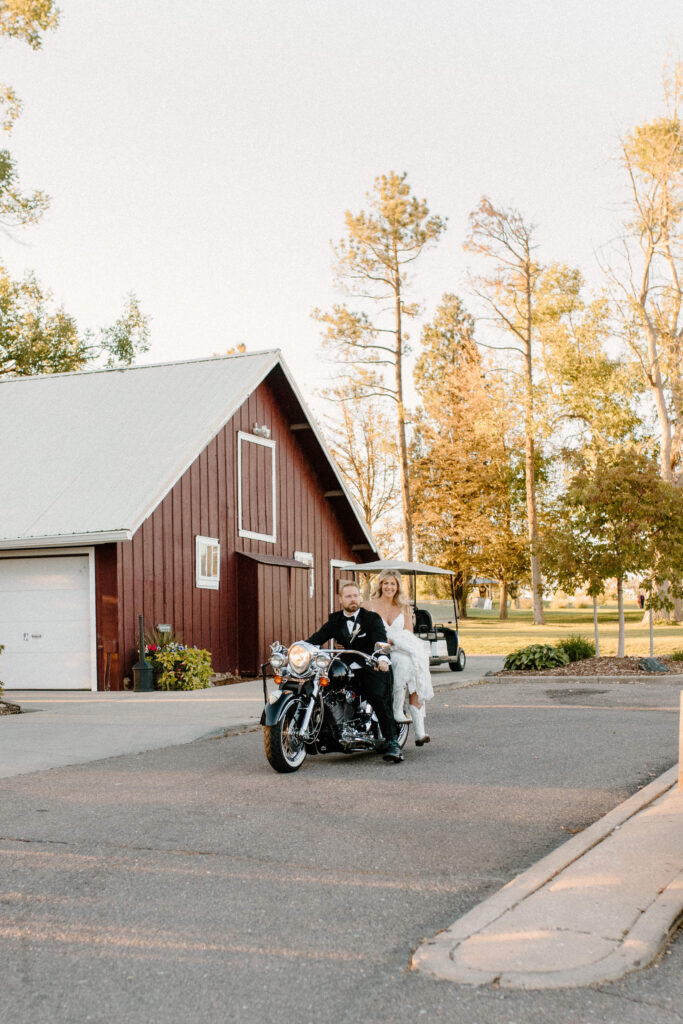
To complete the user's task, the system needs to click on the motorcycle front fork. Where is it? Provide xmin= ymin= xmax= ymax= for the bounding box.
xmin=293 ymin=696 xmax=317 ymax=741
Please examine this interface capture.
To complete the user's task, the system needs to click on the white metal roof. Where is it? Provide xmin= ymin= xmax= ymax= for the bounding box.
xmin=0 ymin=351 xmax=376 ymax=551
xmin=346 ymin=559 xmax=454 ymax=576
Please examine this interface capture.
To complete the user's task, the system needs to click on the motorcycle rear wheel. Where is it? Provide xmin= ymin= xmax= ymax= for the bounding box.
xmin=263 ymin=701 xmax=307 ymax=773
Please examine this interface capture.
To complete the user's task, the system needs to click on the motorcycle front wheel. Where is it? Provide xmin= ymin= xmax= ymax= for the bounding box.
xmin=263 ymin=700 xmax=308 ymax=773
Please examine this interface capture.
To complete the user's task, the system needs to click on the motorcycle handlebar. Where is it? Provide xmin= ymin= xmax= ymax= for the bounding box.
xmin=332 ymin=648 xmax=390 ymax=667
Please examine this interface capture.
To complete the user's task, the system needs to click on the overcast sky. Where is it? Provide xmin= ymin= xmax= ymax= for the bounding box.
xmin=2 ymin=1 xmax=681 ymax=407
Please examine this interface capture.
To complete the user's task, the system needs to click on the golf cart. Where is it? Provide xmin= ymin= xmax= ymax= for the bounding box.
xmin=348 ymin=559 xmax=466 ymax=672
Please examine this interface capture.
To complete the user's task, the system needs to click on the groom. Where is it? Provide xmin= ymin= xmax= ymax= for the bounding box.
xmin=307 ymin=580 xmax=403 ymax=763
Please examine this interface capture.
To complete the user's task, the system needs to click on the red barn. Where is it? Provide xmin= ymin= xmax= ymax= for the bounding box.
xmin=0 ymin=352 xmax=377 ymax=689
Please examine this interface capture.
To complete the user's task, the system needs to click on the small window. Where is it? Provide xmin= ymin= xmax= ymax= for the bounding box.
xmin=295 ymin=550 xmax=314 ymax=599
xmin=196 ymin=536 xmax=220 ymax=590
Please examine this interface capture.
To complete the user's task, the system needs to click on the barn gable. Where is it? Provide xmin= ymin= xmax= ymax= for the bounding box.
xmin=0 ymin=350 xmax=373 ymax=552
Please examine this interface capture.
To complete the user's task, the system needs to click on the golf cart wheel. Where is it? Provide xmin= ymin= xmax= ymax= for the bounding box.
xmin=449 ymin=648 xmax=466 ymax=672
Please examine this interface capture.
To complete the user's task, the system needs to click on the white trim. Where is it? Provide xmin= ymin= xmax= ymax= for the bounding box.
xmin=0 ymin=546 xmax=96 ymax=559
xmin=294 ymin=550 xmax=314 ymax=598
xmin=195 ymin=535 xmax=220 ymax=590
xmin=87 ymin=547 xmax=97 ymax=691
xmin=237 ymin=430 xmax=277 ymax=543
xmin=0 ymin=547 xmax=97 ymax=691
xmin=0 ymin=530 xmax=131 ymax=550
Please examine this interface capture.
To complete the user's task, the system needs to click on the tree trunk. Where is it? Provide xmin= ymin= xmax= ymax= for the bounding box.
xmin=499 ymin=581 xmax=508 ymax=619
xmin=641 ymin=321 xmax=675 ymax=484
xmin=524 ymin=362 xmax=544 ymax=624
xmin=645 ymin=581 xmax=680 ymax=623
xmin=394 ymin=268 xmax=413 ymax=561
xmin=592 ymin=596 xmax=600 ymax=657
xmin=521 ymin=261 xmax=544 ymax=626
xmin=617 ymin=576 xmax=625 ymax=657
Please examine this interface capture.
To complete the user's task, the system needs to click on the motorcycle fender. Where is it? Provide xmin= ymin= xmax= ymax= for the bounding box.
xmin=263 ymin=692 xmax=298 ymax=727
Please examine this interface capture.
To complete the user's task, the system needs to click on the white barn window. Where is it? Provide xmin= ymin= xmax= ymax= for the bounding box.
xmin=237 ymin=430 xmax=277 ymax=542
xmin=196 ymin=535 xmax=220 ymax=590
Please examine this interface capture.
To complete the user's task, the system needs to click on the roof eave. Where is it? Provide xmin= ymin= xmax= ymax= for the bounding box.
xmin=274 ymin=358 xmax=379 ymax=557
xmin=0 ymin=529 xmax=133 ymax=550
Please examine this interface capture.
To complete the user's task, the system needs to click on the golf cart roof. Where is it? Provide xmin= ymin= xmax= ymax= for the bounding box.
xmin=348 ymin=559 xmax=454 ymax=576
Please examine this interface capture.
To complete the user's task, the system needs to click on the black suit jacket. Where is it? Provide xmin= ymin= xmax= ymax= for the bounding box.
xmin=307 ymin=606 xmax=388 ymax=656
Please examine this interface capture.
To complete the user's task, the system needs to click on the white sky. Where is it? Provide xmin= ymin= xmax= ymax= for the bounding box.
xmin=1 ymin=1 xmax=681 ymax=409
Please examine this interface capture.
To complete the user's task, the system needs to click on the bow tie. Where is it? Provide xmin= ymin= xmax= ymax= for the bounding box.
xmin=345 ymin=614 xmax=358 ymax=627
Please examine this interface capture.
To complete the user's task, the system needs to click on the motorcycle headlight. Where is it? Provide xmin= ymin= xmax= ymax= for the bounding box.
xmin=287 ymin=643 xmax=312 ymax=674
xmin=314 ymin=651 xmax=331 ymax=671
xmin=270 ymin=651 xmax=286 ymax=670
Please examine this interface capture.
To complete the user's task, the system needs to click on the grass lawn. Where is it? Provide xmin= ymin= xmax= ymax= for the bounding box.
xmin=420 ymin=602 xmax=683 ymax=657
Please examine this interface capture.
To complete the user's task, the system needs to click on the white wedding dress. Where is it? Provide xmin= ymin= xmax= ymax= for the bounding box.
xmin=382 ymin=612 xmax=434 ymax=708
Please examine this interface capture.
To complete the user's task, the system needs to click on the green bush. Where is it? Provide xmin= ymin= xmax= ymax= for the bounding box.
xmin=148 ymin=645 xmax=212 ymax=690
xmin=671 ymin=650 xmax=683 ymax=662
xmin=557 ymin=634 xmax=596 ymax=662
xmin=504 ymin=643 xmax=570 ymax=671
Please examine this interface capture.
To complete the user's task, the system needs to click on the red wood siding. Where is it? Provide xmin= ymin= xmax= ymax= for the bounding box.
xmin=94 ymin=545 xmax=121 ymax=689
xmin=107 ymin=372 xmax=366 ymax=687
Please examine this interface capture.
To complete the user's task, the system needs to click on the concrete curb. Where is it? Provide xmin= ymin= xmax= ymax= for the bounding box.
xmin=432 ymin=677 xmax=487 ymax=692
xmin=412 ymin=765 xmax=683 ymax=989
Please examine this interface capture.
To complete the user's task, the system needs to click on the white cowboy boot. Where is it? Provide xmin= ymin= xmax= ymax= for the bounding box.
xmin=409 ymin=703 xmax=430 ymax=746
xmin=393 ymin=680 xmax=411 ymax=722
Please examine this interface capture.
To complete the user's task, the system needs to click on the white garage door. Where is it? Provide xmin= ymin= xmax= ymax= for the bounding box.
xmin=0 ymin=555 xmax=94 ymax=690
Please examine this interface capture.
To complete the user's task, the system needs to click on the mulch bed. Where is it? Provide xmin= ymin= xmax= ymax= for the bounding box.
xmin=0 ymin=699 xmax=22 ymax=715
xmin=494 ymin=656 xmax=682 ymax=677
xmin=211 ymin=673 xmax=245 ymax=686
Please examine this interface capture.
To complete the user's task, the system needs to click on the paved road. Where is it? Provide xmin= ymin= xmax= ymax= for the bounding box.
xmin=1 ymin=676 xmax=681 ymax=1024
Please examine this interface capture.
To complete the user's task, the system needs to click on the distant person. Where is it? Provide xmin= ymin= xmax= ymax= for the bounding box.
xmin=364 ymin=569 xmax=434 ymax=746
xmin=638 ymin=593 xmax=645 ymax=609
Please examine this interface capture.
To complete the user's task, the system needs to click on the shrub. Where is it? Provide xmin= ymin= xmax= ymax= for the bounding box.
xmin=671 ymin=650 xmax=683 ymax=662
xmin=147 ymin=644 xmax=212 ymax=690
xmin=557 ymin=634 xmax=596 ymax=662
xmin=504 ymin=644 xmax=570 ymax=671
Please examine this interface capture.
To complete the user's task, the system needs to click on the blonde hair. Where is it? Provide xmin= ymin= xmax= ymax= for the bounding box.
xmin=369 ymin=570 xmax=409 ymax=610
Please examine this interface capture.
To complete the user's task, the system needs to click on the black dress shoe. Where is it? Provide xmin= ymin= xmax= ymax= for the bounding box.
xmin=382 ymin=741 xmax=404 ymax=763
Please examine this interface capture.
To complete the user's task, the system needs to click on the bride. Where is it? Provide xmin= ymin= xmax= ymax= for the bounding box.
xmin=363 ymin=569 xmax=433 ymax=746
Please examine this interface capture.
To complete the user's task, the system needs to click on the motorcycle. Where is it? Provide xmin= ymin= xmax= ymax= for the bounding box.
xmin=260 ymin=639 xmax=410 ymax=773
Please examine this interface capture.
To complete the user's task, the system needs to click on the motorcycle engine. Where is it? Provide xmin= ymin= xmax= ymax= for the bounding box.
xmin=326 ymin=690 xmax=377 ymax=750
